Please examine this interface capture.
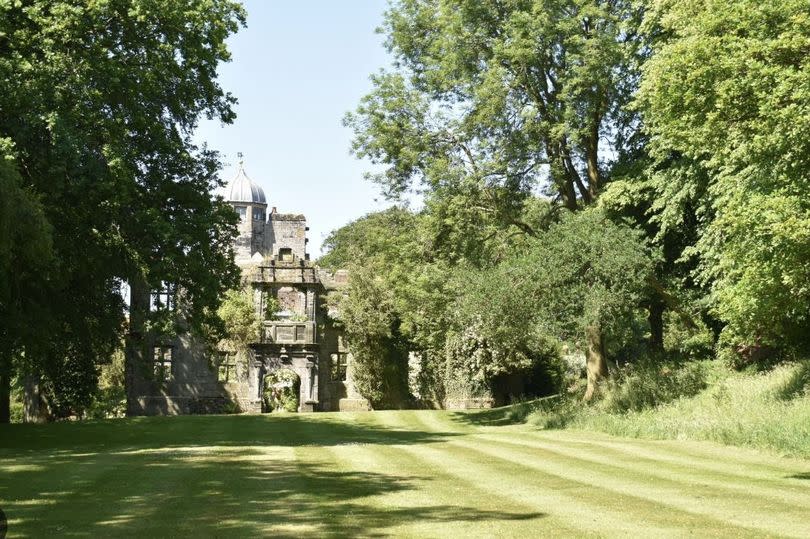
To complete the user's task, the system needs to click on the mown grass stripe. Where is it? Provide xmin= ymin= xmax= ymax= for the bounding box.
xmin=410 ymin=409 xmax=471 ymax=434
xmin=327 ymin=441 xmax=572 ymax=538
xmin=475 ymin=431 xmax=810 ymax=509
xmin=542 ymin=429 xmax=810 ymax=477
xmin=397 ymin=441 xmax=753 ymax=537
xmin=447 ymin=437 xmax=809 ymax=538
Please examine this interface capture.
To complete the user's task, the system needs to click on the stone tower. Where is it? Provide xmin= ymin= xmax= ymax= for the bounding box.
xmin=225 ymin=159 xmax=267 ymax=264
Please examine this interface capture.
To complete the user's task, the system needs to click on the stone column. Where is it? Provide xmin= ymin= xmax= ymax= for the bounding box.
xmin=300 ymin=357 xmax=317 ymax=412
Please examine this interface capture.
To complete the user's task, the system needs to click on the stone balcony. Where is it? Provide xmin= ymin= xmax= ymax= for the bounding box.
xmin=262 ymin=320 xmax=316 ymax=345
xmin=249 ymin=265 xmax=319 ymax=285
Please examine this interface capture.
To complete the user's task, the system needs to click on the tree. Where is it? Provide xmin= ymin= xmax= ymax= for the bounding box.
xmin=0 ymin=1 xmax=245 ymax=420
xmin=0 ymin=140 xmax=53 ymax=423
xmin=635 ymin=0 xmax=810 ymax=360
xmin=217 ymin=288 xmax=261 ymax=350
xmin=346 ymin=0 xmax=648 ymax=396
xmin=321 ymin=208 xmax=430 ymax=407
xmin=454 ymin=209 xmax=653 ymax=400
xmin=346 ymin=0 xmax=643 ymax=210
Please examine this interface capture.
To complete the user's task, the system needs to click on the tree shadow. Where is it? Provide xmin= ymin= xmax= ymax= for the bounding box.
xmin=0 ymin=413 xmax=458 ymax=453
xmin=448 ymin=397 xmax=561 ymax=427
xmin=0 ymin=417 xmax=546 ymax=536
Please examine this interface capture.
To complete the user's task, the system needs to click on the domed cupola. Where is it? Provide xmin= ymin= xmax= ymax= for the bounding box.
xmin=225 ymin=158 xmax=266 ymax=204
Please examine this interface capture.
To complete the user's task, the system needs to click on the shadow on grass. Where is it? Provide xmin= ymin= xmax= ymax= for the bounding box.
xmin=787 ymin=472 xmax=810 ymax=480
xmin=0 ymin=413 xmax=457 ymax=453
xmin=0 ymin=415 xmax=545 ymax=536
xmin=449 ymin=395 xmax=562 ymax=427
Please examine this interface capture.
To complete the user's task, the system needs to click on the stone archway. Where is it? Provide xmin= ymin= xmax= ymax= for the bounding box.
xmin=262 ymin=369 xmax=300 ymax=413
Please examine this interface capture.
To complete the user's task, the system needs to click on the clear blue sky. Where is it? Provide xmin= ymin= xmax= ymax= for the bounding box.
xmin=194 ymin=0 xmax=393 ymax=256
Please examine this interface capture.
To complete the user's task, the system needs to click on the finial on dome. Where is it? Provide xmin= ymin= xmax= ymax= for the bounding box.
xmin=237 ymin=151 xmax=244 ymax=168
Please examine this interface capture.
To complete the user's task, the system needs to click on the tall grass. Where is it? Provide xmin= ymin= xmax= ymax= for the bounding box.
xmin=529 ymin=360 xmax=810 ymax=458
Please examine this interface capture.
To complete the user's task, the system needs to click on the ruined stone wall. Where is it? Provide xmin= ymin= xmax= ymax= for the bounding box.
xmin=127 ymin=330 xmax=240 ymax=416
xmin=266 ymin=213 xmax=307 ymax=260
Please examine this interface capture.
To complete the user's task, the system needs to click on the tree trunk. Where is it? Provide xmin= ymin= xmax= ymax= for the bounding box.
xmin=0 ymin=355 xmax=11 ymax=423
xmin=586 ymin=110 xmax=601 ymax=200
xmin=125 ymin=276 xmax=149 ymax=416
xmin=584 ymin=324 xmax=608 ymax=401
xmin=23 ymin=374 xmax=46 ymax=423
xmin=648 ymin=299 xmax=665 ymax=353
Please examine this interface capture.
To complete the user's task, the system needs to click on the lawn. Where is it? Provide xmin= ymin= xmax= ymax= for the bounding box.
xmin=1 ymin=410 xmax=809 ymax=538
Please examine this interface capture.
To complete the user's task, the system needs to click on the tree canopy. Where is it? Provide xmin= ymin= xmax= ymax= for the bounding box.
xmin=0 ymin=0 xmax=245 ymax=420
xmin=635 ymin=0 xmax=810 ymax=356
xmin=330 ymin=0 xmax=810 ymax=408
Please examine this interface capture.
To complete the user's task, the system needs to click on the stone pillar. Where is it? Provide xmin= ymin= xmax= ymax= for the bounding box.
xmin=306 ymin=288 xmax=316 ymax=320
xmin=300 ymin=356 xmax=318 ymax=412
xmin=249 ymin=359 xmax=263 ymax=401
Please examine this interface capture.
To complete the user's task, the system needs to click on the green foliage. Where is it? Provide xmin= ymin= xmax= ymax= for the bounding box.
xmin=263 ymin=370 xmax=300 ymax=413
xmin=0 ymin=0 xmax=244 ymax=419
xmin=264 ymin=295 xmax=281 ymax=321
xmin=636 ymin=0 xmax=810 ymax=357
xmin=336 ymin=266 xmax=411 ymax=408
xmin=0 ymin=139 xmax=54 ymax=421
xmin=600 ymin=360 xmax=707 ymax=413
xmin=217 ymin=289 xmax=260 ymax=350
xmin=531 ymin=361 xmax=810 ymax=458
xmin=322 ymin=201 xmax=652 ymax=406
xmin=85 ymin=346 xmax=127 ymax=420
xmin=662 ymin=310 xmax=715 ymax=362
xmin=455 ymin=209 xmax=653 ymax=350
xmin=772 ymin=360 xmax=810 ymax=401
xmin=321 ymin=208 xmax=439 ymax=407
xmin=347 ymin=0 xmax=643 ymax=209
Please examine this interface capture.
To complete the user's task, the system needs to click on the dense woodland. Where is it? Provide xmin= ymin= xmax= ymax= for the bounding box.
xmin=1 ymin=0 xmax=808 ymax=422
xmin=323 ymin=0 xmax=810 ymax=409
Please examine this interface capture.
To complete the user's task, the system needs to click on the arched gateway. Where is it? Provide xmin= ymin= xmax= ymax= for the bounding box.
xmin=255 ymin=347 xmax=318 ymax=413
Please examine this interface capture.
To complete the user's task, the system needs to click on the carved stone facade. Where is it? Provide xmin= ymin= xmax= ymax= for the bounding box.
xmin=126 ymin=164 xmax=368 ymax=415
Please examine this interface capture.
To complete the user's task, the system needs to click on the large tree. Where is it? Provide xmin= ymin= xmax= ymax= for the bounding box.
xmin=453 ymin=209 xmax=653 ymax=400
xmin=346 ymin=0 xmax=646 ymax=396
xmin=0 ymin=139 xmax=53 ymax=423
xmin=346 ymin=0 xmax=642 ymax=209
xmin=0 ymin=0 xmax=244 ymax=420
xmin=634 ymin=0 xmax=810 ymax=359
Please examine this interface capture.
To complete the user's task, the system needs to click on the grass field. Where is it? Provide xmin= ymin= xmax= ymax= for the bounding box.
xmin=1 ymin=410 xmax=809 ymax=538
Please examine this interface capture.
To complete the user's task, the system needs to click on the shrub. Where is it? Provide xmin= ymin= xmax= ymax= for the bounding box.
xmin=663 ymin=311 xmax=715 ymax=362
xmin=84 ymin=386 xmax=126 ymax=419
xmin=528 ymin=396 xmax=581 ymax=429
xmin=600 ymin=360 xmax=707 ymax=413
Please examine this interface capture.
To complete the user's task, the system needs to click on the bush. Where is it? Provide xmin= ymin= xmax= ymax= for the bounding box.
xmin=528 ymin=396 xmax=581 ymax=429
xmin=600 ymin=360 xmax=707 ymax=413
xmin=9 ymin=391 xmax=23 ymax=423
xmin=84 ymin=386 xmax=126 ymax=419
xmin=663 ymin=311 xmax=715 ymax=362
xmin=85 ymin=345 xmax=126 ymax=419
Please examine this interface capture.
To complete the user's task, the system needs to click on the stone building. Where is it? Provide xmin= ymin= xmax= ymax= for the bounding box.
xmin=126 ymin=163 xmax=368 ymax=415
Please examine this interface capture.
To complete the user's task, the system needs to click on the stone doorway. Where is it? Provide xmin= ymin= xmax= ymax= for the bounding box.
xmin=262 ymin=369 xmax=300 ymax=413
